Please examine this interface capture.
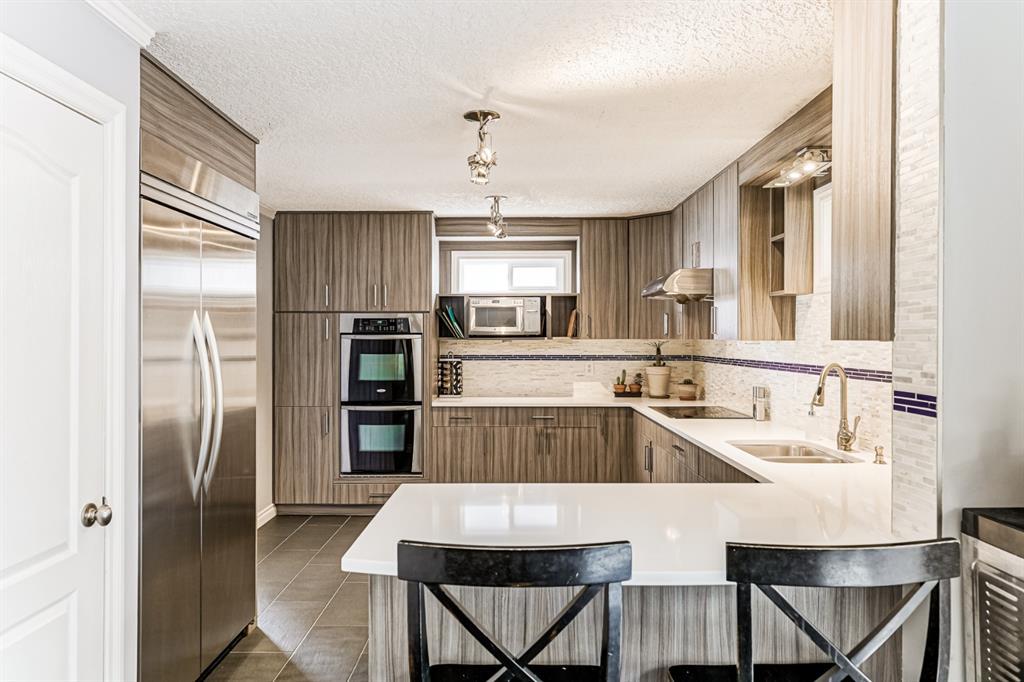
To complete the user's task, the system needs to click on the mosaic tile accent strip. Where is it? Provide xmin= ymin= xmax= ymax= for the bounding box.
xmin=893 ymin=391 xmax=938 ymax=418
xmin=452 ymin=352 xmax=892 ymax=383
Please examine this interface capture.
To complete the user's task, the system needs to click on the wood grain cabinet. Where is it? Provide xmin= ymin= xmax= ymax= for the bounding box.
xmin=274 ymin=313 xmax=337 ymax=407
xmin=274 ymin=214 xmax=335 ymax=312
xmin=627 ymin=214 xmax=680 ymax=339
xmin=831 ymin=0 xmax=896 ymax=340
xmin=274 ymin=212 xmax=432 ymax=312
xmin=682 ymin=182 xmax=715 ymax=269
xmin=579 ymin=219 xmax=629 ymax=339
xmin=274 ymin=407 xmax=334 ymax=504
xmin=628 ymin=412 xmax=655 ymax=482
xmin=711 ymin=163 xmax=739 ymax=340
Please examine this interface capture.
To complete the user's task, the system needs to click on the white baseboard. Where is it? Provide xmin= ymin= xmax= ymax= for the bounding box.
xmin=256 ymin=503 xmax=277 ymax=528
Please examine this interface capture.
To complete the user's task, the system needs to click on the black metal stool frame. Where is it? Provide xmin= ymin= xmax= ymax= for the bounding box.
xmin=725 ymin=538 xmax=961 ymax=682
xmin=397 ymin=539 xmax=633 ymax=682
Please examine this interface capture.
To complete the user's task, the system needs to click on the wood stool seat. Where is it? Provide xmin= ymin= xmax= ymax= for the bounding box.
xmin=669 ymin=663 xmax=835 ymax=681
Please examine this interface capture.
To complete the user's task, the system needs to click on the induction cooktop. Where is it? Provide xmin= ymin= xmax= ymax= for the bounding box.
xmin=650 ymin=405 xmax=752 ymax=419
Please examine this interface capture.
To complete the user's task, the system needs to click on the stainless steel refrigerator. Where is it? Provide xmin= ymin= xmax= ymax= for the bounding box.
xmin=139 ymin=133 xmax=259 ymax=680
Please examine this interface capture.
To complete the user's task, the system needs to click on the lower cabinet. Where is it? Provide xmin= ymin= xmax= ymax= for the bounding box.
xmin=430 ymin=408 xmax=623 ymax=483
xmin=633 ymin=414 xmax=758 ymax=484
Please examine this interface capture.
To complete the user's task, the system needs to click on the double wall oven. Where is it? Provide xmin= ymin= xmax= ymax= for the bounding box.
xmin=339 ymin=313 xmax=423 ymax=475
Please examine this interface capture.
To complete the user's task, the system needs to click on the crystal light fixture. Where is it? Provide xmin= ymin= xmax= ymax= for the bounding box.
xmin=485 ymin=195 xmax=508 ymax=239
xmin=464 ymin=110 xmax=500 ymax=185
xmin=762 ymin=147 xmax=832 ymax=189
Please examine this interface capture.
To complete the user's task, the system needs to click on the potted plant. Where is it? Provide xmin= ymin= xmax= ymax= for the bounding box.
xmin=612 ymin=370 xmax=627 ymax=394
xmin=677 ymin=377 xmax=699 ymax=401
xmin=628 ymin=372 xmax=643 ymax=394
xmin=645 ymin=341 xmax=672 ymax=398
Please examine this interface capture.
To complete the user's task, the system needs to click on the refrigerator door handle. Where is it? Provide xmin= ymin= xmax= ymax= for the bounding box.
xmin=202 ymin=311 xmax=224 ymax=494
xmin=191 ymin=311 xmax=213 ymax=502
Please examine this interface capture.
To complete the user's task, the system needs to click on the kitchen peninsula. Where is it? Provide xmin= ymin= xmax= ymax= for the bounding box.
xmin=342 ymin=394 xmax=899 ymax=679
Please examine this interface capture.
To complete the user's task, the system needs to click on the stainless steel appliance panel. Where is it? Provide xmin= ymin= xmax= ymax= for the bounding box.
xmin=140 ymin=199 xmax=204 ymax=681
xmin=340 ymin=335 xmax=423 ymax=403
xmin=340 ymin=405 xmax=423 ymax=475
xmin=467 ymin=296 xmax=542 ymax=336
xmin=198 ymin=222 xmax=257 ymax=669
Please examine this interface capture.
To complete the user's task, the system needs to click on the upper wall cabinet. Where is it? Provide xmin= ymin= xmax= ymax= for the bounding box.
xmin=579 ymin=219 xmax=630 ymax=339
xmin=711 ymin=163 xmax=739 ymax=340
xmin=275 ymin=212 xmax=433 ymax=312
xmin=682 ymin=181 xmax=715 ymax=269
xmin=831 ymin=0 xmax=896 ymax=340
xmin=627 ymin=214 xmax=680 ymax=339
xmin=141 ymin=54 xmax=257 ymax=190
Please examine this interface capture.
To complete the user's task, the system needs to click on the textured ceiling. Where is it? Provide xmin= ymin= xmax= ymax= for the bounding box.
xmin=125 ymin=0 xmax=833 ymax=216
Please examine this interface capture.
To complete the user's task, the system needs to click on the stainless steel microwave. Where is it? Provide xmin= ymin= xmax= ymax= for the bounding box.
xmin=467 ymin=297 xmax=543 ymax=336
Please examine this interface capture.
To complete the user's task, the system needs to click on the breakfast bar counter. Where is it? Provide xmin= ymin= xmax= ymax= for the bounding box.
xmin=343 ymin=408 xmax=902 ymax=679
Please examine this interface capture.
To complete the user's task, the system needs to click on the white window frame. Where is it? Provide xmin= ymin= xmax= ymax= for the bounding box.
xmin=450 ymin=250 xmax=573 ymax=294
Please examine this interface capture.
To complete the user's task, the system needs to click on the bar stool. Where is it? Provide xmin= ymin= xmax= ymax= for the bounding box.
xmin=670 ymin=538 xmax=961 ymax=681
xmin=397 ymin=539 xmax=632 ymax=681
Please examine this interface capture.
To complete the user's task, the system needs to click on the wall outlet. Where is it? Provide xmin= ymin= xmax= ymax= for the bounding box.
xmin=583 ymin=362 xmax=594 ymax=376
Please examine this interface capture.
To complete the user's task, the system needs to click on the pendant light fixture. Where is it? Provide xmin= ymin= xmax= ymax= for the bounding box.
xmin=762 ymin=146 xmax=832 ymax=189
xmin=464 ymin=110 xmax=500 ymax=185
xmin=485 ymin=195 xmax=508 ymax=239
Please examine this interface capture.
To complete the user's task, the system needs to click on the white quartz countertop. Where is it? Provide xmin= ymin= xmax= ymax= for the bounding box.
xmin=342 ymin=387 xmax=896 ymax=585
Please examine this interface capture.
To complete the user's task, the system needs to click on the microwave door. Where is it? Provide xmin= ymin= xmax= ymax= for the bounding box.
xmin=340 ymin=406 xmax=422 ymax=475
xmin=470 ymin=302 xmax=523 ymax=335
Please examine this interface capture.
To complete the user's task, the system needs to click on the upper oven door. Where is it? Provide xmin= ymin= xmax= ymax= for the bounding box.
xmin=341 ymin=335 xmax=422 ymax=403
xmin=468 ymin=299 xmax=525 ymax=335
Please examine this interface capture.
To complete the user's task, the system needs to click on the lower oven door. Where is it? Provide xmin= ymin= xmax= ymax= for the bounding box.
xmin=340 ymin=406 xmax=422 ymax=475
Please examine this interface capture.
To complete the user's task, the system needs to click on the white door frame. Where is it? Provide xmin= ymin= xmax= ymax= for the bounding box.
xmin=1 ymin=33 xmax=129 ymax=680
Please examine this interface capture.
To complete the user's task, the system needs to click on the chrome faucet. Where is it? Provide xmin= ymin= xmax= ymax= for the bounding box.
xmin=808 ymin=362 xmax=860 ymax=452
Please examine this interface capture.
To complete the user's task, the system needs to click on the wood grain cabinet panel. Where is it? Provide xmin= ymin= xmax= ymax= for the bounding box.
xmin=628 ymin=412 xmax=653 ymax=482
xmin=831 ymin=0 xmax=896 ymax=340
xmin=430 ymin=427 xmax=491 ymax=483
xmin=332 ymin=213 xmax=381 ymax=312
xmin=140 ymin=55 xmax=256 ymax=190
xmin=540 ymin=427 xmax=600 ymax=483
xmin=274 ymin=407 xmax=332 ymax=504
xmin=579 ymin=219 xmax=629 ymax=339
xmin=274 ymin=313 xmax=337 ymax=407
xmin=380 ymin=213 xmax=432 ymax=312
xmin=274 ymin=214 xmax=334 ymax=312
xmin=712 ymin=163 xmax=740 ymax=340
xmin=682 ymin=182 xmax=715 ymax=268
xmin=628 ymin=214 xmax=680 ymax=339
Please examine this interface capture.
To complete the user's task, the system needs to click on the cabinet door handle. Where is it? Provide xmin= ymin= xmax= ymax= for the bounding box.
xmin=324 ymin=316 xmax=330 ymax=340
xmin=383 ymin=284 xmax=388 ymax=308
xmin=531 ymin=415 xmax=556 ymax=421
xmin=373 ymin=284 xmax=379 ymax=308
xmin=324 ymin=284 xmax=330 ymax=308
xmin=588 ymin=314 xmax=593 ymax=339
xmin=663 ymin=312 xmax=669 ymax=337
xmin=711 ymin=306 xmax=718 ymax=337
xmin=449 ymin=415 xmax=473 ymax=421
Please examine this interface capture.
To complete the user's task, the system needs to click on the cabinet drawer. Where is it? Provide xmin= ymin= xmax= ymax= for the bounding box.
xmin=669 ymin=436 xmax=700 ymax=476
xmin=694 ymin=447 xmax=757 ymax=483
xmin=432 ymin=407 xmax=600 ymax=428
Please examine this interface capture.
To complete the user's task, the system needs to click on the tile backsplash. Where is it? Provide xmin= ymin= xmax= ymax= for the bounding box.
xmin=438 ymin=291 xmax=894 ymax=455
xmin=436 ymin=338 xmax=692 ymax=397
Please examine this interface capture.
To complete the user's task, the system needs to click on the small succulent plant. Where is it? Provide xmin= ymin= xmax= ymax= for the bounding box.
xmin=648 ymin=341 xmax=667 ymax=367
xmin=632 ymin=372 xmax=644 ymax=386
xmin=615 ymin=370 xmax=627 ymax=385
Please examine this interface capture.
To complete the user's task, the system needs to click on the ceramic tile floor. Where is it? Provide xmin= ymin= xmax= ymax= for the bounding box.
xmin=205 ymin=515 xmax=372 ymax=682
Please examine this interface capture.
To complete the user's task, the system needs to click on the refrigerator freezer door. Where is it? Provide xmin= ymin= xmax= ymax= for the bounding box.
xmin=140 ymin=198 xmax=204 ymax=681
xmin=199 ymin=221 xmax=257 ymax=669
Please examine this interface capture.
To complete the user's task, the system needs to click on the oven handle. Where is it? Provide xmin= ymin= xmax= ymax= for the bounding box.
xmin=341 ymin=334 xmax=423 ymax=340
xmin=340 ymin=405 xmax=423 ymax=412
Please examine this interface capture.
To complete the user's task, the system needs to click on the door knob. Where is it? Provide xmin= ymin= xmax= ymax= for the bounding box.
xmin=81 ymin=497 xmax=113 ymax=527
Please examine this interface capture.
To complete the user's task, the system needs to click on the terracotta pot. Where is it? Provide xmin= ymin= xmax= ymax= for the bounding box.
xmin=612 ymin=384 xmax=627 ymax=393
xmin=645 ymin=366 xmax=672 ymax=399
xmin=628 ymin=383 xmax=642 ymax=393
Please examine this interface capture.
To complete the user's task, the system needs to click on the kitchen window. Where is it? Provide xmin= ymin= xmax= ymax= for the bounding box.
xmin=451 ymin=250 xmax=573 ymax=293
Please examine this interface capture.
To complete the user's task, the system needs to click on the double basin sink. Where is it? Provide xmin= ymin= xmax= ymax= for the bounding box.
xmin=729 ymin=441 xmax=855 ymax=464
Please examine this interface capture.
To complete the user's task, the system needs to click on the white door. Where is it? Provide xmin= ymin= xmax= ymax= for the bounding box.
xmin=0 ymin=66 xmax=111 ymax=680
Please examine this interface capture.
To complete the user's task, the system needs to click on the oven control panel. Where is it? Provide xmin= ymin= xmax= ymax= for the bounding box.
xmin=351 ymin=317 xmax=410 ymax=334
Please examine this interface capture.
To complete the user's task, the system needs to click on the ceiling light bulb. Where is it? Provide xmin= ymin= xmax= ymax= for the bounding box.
xmin=801 ymin=160 xmax=819 ymax=173
xmin=470 ymin=164 xmax=490 ymax=185
xmin=787 ymin=169 xmax=803 ymax=180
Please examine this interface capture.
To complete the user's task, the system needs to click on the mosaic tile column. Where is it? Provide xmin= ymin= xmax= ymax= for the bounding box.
xmin=891 ymin=0 xmax=942 ymax=539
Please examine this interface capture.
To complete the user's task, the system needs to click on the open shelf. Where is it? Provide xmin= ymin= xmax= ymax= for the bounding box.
xmin=435 ymin=294 xmax=580 ymax=340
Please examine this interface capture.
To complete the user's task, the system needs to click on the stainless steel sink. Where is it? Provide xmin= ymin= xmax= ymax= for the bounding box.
xmin=728 ymin=441 xmax=854 ymax=464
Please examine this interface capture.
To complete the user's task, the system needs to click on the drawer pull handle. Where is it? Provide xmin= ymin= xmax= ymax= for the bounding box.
xmin=671 ymin=444 xmax=685 ymax=453
xmin=449 ymin=416 xmax=474 ymax=421
xmin=531 ymin=416 xmax=556 ymax=420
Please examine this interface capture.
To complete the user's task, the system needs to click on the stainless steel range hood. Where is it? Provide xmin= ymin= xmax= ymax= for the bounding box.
xmin=641 ymin=268 xmax=714 ymax=303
